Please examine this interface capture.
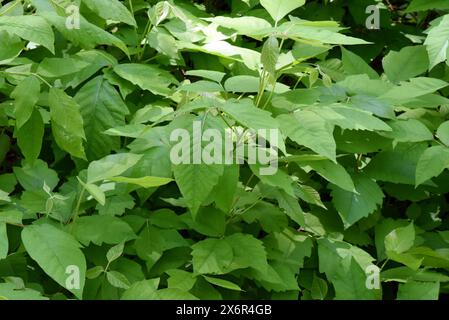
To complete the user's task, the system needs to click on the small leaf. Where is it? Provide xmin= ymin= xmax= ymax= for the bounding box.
xmin=86 ymin=266 xmax=104 ymax=279
xmin=106 ymin=243 xmax=125 ymax=263
xmin=203 ymin=276 xmax=242 ymax=291
xmin=261 ymin=36 xmax=279 ymax=78
xmin=385 ymin=223 xmax=415 ymax=254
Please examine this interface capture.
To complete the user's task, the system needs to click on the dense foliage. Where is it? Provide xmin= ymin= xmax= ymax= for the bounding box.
xmin=1 ymin=0 xmax=449 ymax=300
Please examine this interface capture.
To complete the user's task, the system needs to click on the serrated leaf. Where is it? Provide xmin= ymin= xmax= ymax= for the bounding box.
xmin=191 ymin=238 xmax=234 ymax=275
xmin=330 ymin=174 xmax=384 ymax=228
xmin=397 ymin=281 xmax=439 ymax=300
xmin=278 ymin=110 xmax=336 ymax=161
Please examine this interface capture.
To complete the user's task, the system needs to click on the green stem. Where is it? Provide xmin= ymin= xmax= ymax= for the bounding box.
xmin=2 ymin=71 xmax=52 ymax=88
xmin=138 ymin=20 xmax=152 ymax=61
xmin=0 ymin=0 xmax=21 ymax=17
xmin=255 ymin=71 xmax=267 ymax=107
xmin=71 ymin=187 xmax=86 ymax=224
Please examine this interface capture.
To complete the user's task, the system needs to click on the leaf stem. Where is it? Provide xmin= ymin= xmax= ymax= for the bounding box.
xmin=71 ymin=186 xmax=86 ymax=225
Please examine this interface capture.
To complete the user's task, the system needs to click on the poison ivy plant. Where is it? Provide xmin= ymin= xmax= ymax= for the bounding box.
xmin=0 ymin=0 xmax=449 ymax=301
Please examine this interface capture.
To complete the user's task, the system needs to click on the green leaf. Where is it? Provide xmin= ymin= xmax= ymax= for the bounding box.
xmin=0 ymin=15 xmax=54 ymax=53
xmin=242 ymin=201 xmax=288 ymax=233
xmin=342 ymin=48 xmax=378 ymax=79
xmin=0 ymin=222 xmax=7 ymax=260
xmin=21 ymin=224 xmax=86 ymax=299
xmin=87 ymin=153 xmax=143 ymax=183
xmin=224 ymin=233 xmax=269 ymax=274
xmin=311 ymin=274 xmax=328 ymax=300
xmin=70 ymin=215 xmax=136 ymax=246
xmin=332 ymin=256 xmax=380 ymax=300
xmin=173 ymin=164 xmax=224 ymax=217
xmin=330 ymin=174 xmax=384 ymax=228
xmin=415 ymin=146 xmax=449 ymax=186
xmin=296 ymin=158 xmax=354 ymax=192
xmin=74 ymin=76 xmax=129 ymax=160
xmin=203 ymin=276 xmax=242 ymax=291
xmin=83 ymin=0 xmax=136 ymax=26
xmin=179 ymin=80 xmax=223 ymax=93
xmin=191 ymin=238 xmax=234 ymax=275
xmin=317 ymin=105 xmax=392 ymax=132
xmin=365 ymin=143 xmax=427 ymax=185
xmin=278 ymin=110 xmax=336 ymax=161
xmin=185 ymin=70 xmax=226 ymax=83
xmin=381 ymin=119 xmax=433 ymax=143
xmin=16 ymin=109 xmax=44 ymax=162
xmin=48 ymin=88 xmax=86 ymax=159
xmin=13 ymin=159 xmax=59 ymax=191
xmin=11 ymin=76 xmax=40 ymax=129
xmin=0 ymin=31 xmax=23 ymax=64
xmin=224 ymin=76 xmax=260 ymax=93
xmin=77 ymin=177 xmax=106 ymax=206
xmin=106 ymin=271 xmax=131 ymax=289
xmin=96 ymin=194 xmax=134 ymax=216
xmin=212 ymin=164 xmax=239 ymax=213
xmin=261 ymin=36 xmax=280 ymax=78
xmin=407 ymin=0 xmax=449 ymax=12
xmin=381 ymin=77 xmax=448 ymax=101
xmin=107 ymin=243 xmax=125 ymax=263
xmin=385 ymin=223 xmax=415 ymax=254
xmin=0 ymin=283 xmax=48 ymax=300
xmin=436 ymin=121 xmax=449 ymax=146
xmin=204 ymin=16 xmax=272 ymax=37
xmin=260 ymin=0 xmax=306 ymax=22
xmin=110 ymin=176 xmax=173 ymax=189
xmin=167 ymin=270 xmax=196 ymax=291
xmin=382 ymin=46 xmax=429 ymax=82
xmin=86 ymin=266 xmax=104 ymax=279
xmin=397 ymin=281 xmax=439 ymax=300
xmin=114 ymin=64 xmax=178 ymax=96
xmin=121 ymin=279 xmax=160 ymax=300
xmin=424 ymin=14 xmax=449 ymax=69
xmin=41 ymin=12 xmax=128 ymax=55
